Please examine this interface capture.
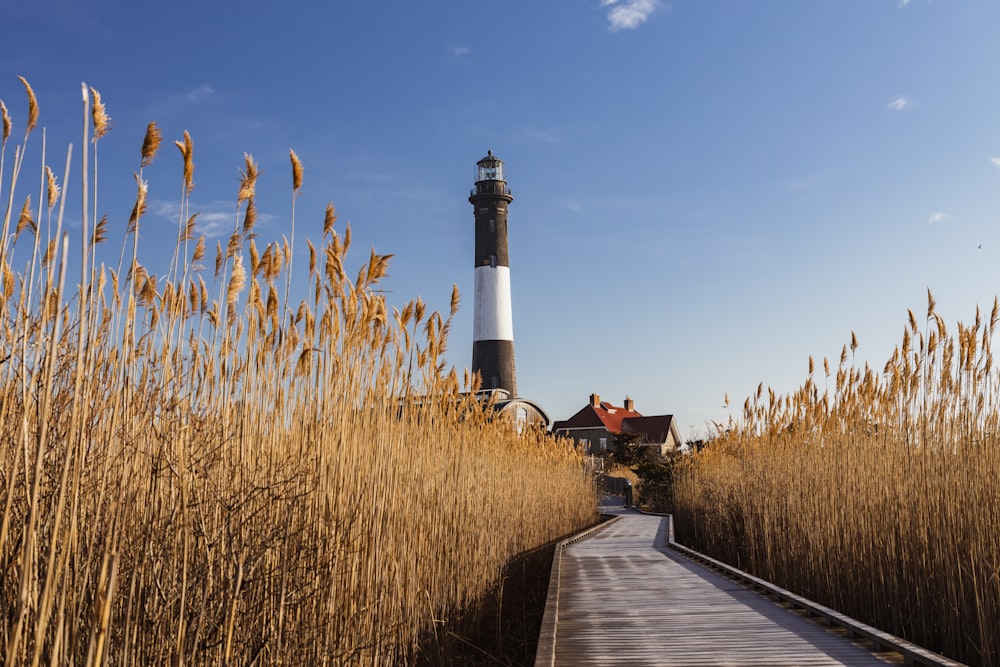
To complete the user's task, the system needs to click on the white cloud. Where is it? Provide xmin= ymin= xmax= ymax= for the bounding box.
xmin=184 ymin=84 xmax=214 ymax=102
xmin=601 ymin=0 xmax=664 ymax=31
xmin=929 ymin=211 xmax=952 ymax=224
xmin=150 ymin=83 xmax=216 ymax=116
xmin=898 ymin=0 xmax=911 ymax=7
xmin=449 ymin=46 xmax=470 ymax=57
xmin=991 ymin=157 xmax=1000 ymax=167
xmin=152 ymin=199 xmax=274 ymax=239
xmin=887 ymin=96 xmax=911 ymax=111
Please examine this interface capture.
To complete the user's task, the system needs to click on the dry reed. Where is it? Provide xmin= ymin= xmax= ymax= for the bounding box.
xmin=674 ymin=290 xmax=1000 ymax=666
xmin=0 ymin=81 xmax=597 ymax=665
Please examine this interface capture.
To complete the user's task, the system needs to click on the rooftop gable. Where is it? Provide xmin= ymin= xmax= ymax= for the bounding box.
xmin=621 ymin=415 xmax=676 ymax=444
xmin=552 ymin=396 xmax=643 ymax=434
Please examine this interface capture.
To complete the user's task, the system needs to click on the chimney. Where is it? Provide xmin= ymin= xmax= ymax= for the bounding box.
xmin=624 ymin=396 xmax=635 ymax=412
xmin=590 ymin=393 xmax=600 ymax=408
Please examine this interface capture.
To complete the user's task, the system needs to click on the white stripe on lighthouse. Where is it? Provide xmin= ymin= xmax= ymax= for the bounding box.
xmin=473 ymin=266 xmax=514 ymax=341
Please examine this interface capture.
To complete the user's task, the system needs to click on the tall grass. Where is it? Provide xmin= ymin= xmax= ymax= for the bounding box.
xmin=674 ymin=290 xmax=1000 ymax=666
xmin=0 ymin=81 xmax=597 ymax=665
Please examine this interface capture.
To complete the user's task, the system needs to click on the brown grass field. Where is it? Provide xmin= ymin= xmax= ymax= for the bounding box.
xmin=0 ymin=81 xmax=598 ymax=665
xmin=673 ymin=291 xmax=1000 ymax=666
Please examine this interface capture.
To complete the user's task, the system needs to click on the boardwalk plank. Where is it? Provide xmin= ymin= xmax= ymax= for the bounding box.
xmin=546 ymin=501 xmax=895 ymax=666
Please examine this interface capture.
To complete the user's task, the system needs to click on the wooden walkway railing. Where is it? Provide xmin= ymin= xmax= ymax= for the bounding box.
xmin=535 ymin=500 xmax=965 ymax=666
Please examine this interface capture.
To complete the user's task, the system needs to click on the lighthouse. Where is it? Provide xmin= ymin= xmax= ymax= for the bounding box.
xmin=470 ymin=150 xmax=517 ymax=397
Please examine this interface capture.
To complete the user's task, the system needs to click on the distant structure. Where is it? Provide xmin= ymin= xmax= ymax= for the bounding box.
xmin=468 ymin=151 xmax=548 ymax=430
xmin=552 ymin=394 xmax=682 ymax=456
xmin=470 ymin=150 xmax=517 ymax=396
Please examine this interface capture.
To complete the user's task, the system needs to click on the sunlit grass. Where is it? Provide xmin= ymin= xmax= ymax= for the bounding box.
xmin=0 ymin=81 xmax=597 ymax=665
xmin=674 ymin=290 xmax=1000 ymax=666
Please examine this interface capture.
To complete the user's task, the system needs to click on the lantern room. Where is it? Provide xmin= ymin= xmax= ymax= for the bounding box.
xmin=475 ymin=150 xmax=505 ymax=183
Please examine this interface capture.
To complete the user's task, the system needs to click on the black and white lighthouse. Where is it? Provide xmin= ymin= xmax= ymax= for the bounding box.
xmin=470 ymin=150 xmax=517 ymax=396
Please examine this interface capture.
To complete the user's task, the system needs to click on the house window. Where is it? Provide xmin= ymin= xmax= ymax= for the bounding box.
xmin=516 ymin=406 xmax=527 ymax=435
xmin=489 ymin=218 xmax=495 ymax=232
xmin=490 ymin=255 xmax=497 ymax=268
xmin=600 ymin=437 xmax=608 ymax=451
xmin=580 ymin=438 xmax=589 ymax=450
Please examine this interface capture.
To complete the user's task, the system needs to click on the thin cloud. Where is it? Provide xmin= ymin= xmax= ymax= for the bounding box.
xmin=898 ymin=0 xmax=911 ymax=7
xmin=184 ymin=84 xmax=214 ymax=102
xmin=991 ymin=157 xmax=1000 ymax=167
xmin=449 ymin=46 xmax=470 ymax=57
xmin=152 ymin=201 xmax=231 ymax=238
xmin=929 ymin=211 xmax=952 ymax=224
xmin=601 ymin=0 xmax=665 ymax=31
xmin=147 ymin=83 xmax=216 ymax=117
xmin=887 ymin=96 xmax=911 ymax=111
xmin=152 ymin=199 xmax=274 ymax=239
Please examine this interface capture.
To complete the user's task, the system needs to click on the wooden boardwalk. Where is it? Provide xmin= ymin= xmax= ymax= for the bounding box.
xmin=538 ymin=499 xmax=900 ymax=666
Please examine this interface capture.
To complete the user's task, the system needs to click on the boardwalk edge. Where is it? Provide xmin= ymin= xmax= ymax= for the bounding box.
xmin=533 ymin=515 xmax=624 ymax=667
xmin=663 ymin=514 xmax=967 ymax=667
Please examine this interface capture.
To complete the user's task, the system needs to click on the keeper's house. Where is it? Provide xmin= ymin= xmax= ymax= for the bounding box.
xmin=551 ymin=393 xmax=682 ymax=457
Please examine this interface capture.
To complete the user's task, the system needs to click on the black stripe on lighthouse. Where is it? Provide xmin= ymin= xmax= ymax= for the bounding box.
xmin=470 ymin=150 xmax=517 ymax=397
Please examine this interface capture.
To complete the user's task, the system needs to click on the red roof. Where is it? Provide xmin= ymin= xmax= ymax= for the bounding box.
xmin=552 ymin=400 xmax=643 ymax=433
xmin=552 ymin=398 xmax=676 ymax=445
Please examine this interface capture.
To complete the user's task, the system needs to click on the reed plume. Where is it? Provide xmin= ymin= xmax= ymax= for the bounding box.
xmin=45 ymin=165 xmax=58 ymax=209
xmin=1 ymin=100 xmax=10 ymax=144
xmin=17 ymin=76 xmax=38 ymax=137
xmin=174 ymin=130 xmax=194 ymax=193
xmin=290 ymin=149 xmax=303 ymax=194
xmin=15 ymin=196 xmax=33 ymax=237
xmin=89 ymin=86 xmax=110 ymax=139
xmin=140 ymin=121 xmax=162 ymax=167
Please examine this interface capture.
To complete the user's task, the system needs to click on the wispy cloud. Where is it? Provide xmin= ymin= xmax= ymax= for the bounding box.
xmin=601 ymin=0 xmax=665 ymax=31
xmin=152 ymin=199 xmax=274 ymax=239
xmin=152 ymin=201 xmax=231 ymax=238
xmin=898 ymin=0 xmax=911 ymax=8
xmin=887 ymin=96 xmax=911 ymax=111
xmin=929 ymin=211 xmax=952 ymax=224
xmin=449 ymin=46 xmax=470 ymax=57
xmin=991 ymin=157 xmax=1000 ymax=167
xmin=148 ymin=83 xmax=216 ymax=117
xmin=183 ymin=84 xmax=214 ymax=103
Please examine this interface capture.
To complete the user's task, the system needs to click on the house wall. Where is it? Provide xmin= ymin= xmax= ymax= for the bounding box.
xmin=555 ymin=427 xmax=612 ymax=455
xmin=642 ymin=442 xmax=671 ymax=458
xmin=667 ymin=429 xmax=681 ymax=449
xmin=640 ymin=430 xmax=683 ymax=458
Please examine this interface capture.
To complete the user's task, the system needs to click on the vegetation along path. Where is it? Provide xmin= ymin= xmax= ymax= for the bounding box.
xmin=538 ymin=498 xmax=905 ymax=666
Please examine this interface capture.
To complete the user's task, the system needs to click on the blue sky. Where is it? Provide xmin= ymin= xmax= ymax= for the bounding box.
xmin=3 ymin=0 xmax=1000 ymax=436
